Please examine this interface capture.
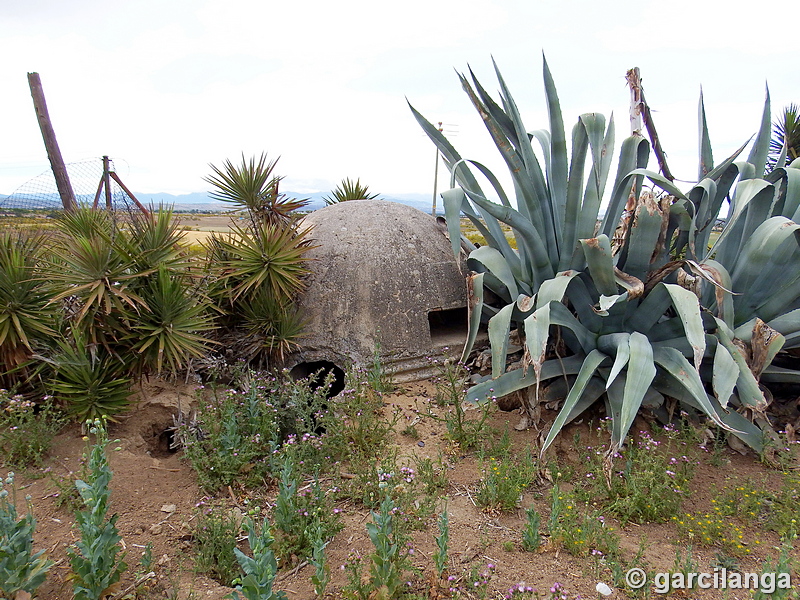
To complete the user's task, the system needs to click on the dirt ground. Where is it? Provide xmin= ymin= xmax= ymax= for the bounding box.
xmin=12 ymin=379 xmax=797 ymax=600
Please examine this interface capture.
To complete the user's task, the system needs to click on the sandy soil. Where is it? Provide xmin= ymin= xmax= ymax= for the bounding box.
xmin=11 ymin=380 xmax=796 ymax=600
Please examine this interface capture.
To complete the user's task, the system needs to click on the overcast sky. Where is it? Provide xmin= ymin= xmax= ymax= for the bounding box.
xmin=1 ymin=0 xmax=796 ymax=201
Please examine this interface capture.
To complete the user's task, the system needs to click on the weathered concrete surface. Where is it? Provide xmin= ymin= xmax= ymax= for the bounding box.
xmin=287 ymin=199 xmax=467 ymax=381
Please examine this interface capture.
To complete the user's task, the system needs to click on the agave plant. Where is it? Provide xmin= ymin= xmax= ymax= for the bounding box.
xmin=411 ymin=57 xmax=800 ymax=468
xmin=323 ymin=178 xmax=379 ymax=204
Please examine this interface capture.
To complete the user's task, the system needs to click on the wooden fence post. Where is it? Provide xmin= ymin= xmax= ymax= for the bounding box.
xmin=27 ymin=72 xmax=77 ymax=212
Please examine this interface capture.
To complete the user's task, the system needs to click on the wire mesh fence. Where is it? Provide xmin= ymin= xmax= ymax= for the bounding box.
xmin=0 ymin=157 xmax=141 ymax=213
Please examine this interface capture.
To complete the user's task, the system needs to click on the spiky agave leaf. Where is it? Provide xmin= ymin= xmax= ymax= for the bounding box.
xmin=46 ymin=207 xmax=150 ymax=345
xmin=414 ymin=56 xmax=800 ymax=461
xmin=123 ymin=205 xmax=190 ymax=274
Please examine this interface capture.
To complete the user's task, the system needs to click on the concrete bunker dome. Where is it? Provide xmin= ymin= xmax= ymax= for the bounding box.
xmin=287 ymin=199 xmax=468 ymax=383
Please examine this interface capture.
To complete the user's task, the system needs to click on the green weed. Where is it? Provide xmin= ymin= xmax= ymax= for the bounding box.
xmin=0 ymin=391 xmax=66 ymax=469
xmin=0 ymin=471 xmax=53 ymax=598
xmin=67 ymin=419 xmax=128 ymax=600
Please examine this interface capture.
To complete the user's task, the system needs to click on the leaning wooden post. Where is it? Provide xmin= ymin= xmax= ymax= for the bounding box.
xmin=27 ymin=72 xmax=77 ymax=212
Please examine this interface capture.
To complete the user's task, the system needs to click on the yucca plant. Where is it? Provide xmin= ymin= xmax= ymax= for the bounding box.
xmin=46 ymin=208 xmax=149 ymax=347
xmin=323 ymin=178 xmax=379 ymax=204
xmin=411 ymin=57 xmax=800 ymax=469
xmin=0 ymin=232 xmax=58 ymax=379
xmin=124 ymin=265 xmax=217 ymax=376
xmin=213 ymin=221 xmax=314 ymax=302
xmin=238 ymin=289 xmax=305 ymax=365
xmin=768 ymin=103 xmax=800 ymax=172
xmin=205 ymin=154 xmax=308 ymax=229
xmin=48 ymin=335 xmax=132 ymax=422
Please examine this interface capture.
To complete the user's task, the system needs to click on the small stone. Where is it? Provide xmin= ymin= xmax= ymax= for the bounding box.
xmin=161 ymin=504 xmax=177 ymax=513
xmin=417 ymin=441 xmax=425 ymax=447
xmin=148 ymin=523 xmax=163 ymax=535
xmin=157 ymin=554 xmax=171 ymax=566
xmin=596 ymin=582 xmax=612 ymax=596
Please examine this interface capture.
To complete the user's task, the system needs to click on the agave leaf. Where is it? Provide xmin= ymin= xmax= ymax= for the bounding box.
xmin=628 ymin=282 xmax=671 ymax=334
xmin=409 ymin=102 xmax=486 ymax=196
xmin=745 ymin=85 xmax=771 ymax=178
xmin=566 ymin=276 xmax=603 ymax=332
xmin=541 ymin=349 xmax=608 ymax=455
xmin=522 ymin=303 xmax=551 ymax=388
xmin=461 ymin=272 xmax=485 ymax=363
xmin=663 ymin=283 xmax=706 ymax=370
xmin=445 ymin=170 xmax=522 ymax=276
xmin=576 ymin=115 xmax=616 ymax=245
xmin=457 ymin=71 xmax=550 ymax=257
xmin=712 ymin=400 xmax=764 ymax=453
xmin=468 ymin=246 xmax=519 ymax=299
xmin=761 ymin=364 xmax=800 ymax=384
xmin=596 ymin=292 xmax=628 ymax=316
xmin=611 ymin=332 xmax=656 ymax=450
xmin=600 ymin=136 xmax=650 ymax=238
xmin=488 ymin=303 xmax=515 ymax=379
xmin=580 ymin=235 xmax=617 ymax=296
xmin=535 ymin=270 xmax=580 ymax=309
xmin=698 ymin=90 xmax=714 ymax=179
xmin=548 ymin=301 xmax=597 ymax=353
xmin=754 ymin=307 xmax=800 ymax=348
xmin=619 ymin=193 xmax=665 ymax=282
xmin=543 ymin=55 xmax=568 ymax=247
xmin=597 ymin=332 xmax=630 ymax=389
xmin=463 ymin=189 xmax=555 ymax=286
xmin=688 ymin=259 xmax=735 ymax=326
xmin=652 ymin=346 xmax=729 ymax=430
xmin=713 ymin=318 xmax=768 ymax=411
xmin=465 ymin=354 xmax=587 ymax=403
xmin=749 ymin=318 xmax=785 ymax=379
xmin=766 ymin=165 xmax=800 ymax=220
xmin=560 ymin=120 xmax=591 ymax=272
xmin=441 ymin=188 xmax=472 ymax=262
xmin=711 ymin=341 xmax=738 ymax=408
xmin=708 ymin=179 xmax=774 ymax=262
xmin=730 ymin=217 xmax=800 ymax=322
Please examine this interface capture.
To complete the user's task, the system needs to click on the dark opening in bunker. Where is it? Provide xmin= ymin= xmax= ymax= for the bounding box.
xmin=289 ymin=360 xmax=346 ymax=398
xmin=428 ymin=306 xmax=468 ymax=346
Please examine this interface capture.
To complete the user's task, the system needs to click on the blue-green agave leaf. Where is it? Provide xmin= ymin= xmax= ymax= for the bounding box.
xmin=541 ymin=349 xmax=609 ymax=455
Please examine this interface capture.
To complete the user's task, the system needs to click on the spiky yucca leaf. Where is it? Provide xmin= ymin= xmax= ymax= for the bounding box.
xmin=0 ymin=232 xmax=57 ymax=371
xmin=124 ymin=266 xmax=216 ymax=376
xmin=214 ymin=222 xmax=314 ymax=302
xmin=323 ymin=178 xmax=379 ymax=204
xmin=49 ymin=337 xmax=132 ymax=422
xmin=238 ymin=290 xmax=306 ymax=365
xmin=205 ymin=154 xmax=308 ymax=228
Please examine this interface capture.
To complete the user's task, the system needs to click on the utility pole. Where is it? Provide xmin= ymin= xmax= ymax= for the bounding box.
xmin=431 ymin=122 xmax=443 ymax=217
xmin=27 ymin=72 xmax=77 ymax=212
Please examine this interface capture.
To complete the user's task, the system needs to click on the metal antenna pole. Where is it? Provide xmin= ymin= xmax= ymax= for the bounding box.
xmin=431 ymin=121 xmax=443 ymax=216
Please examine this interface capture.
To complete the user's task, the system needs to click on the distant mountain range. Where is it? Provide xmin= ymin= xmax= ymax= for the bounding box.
xmin=0 ymin=190 xmax=441 ymax=215
xmin=134 ymin=191 xmax=438 ymax=214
